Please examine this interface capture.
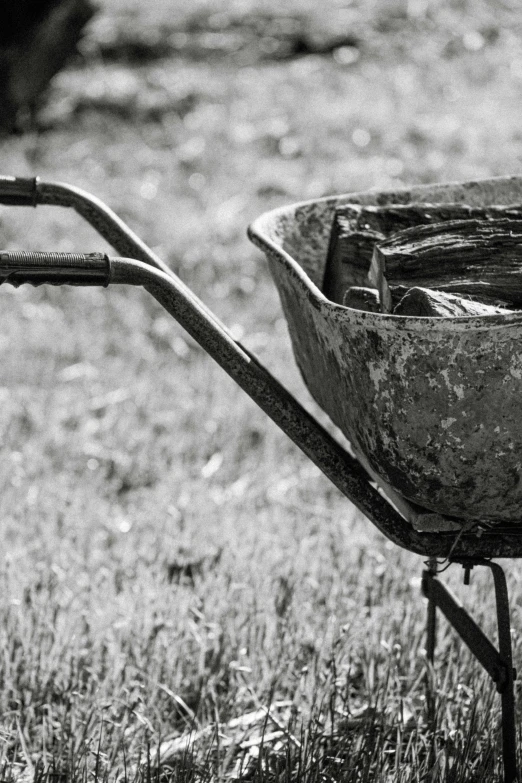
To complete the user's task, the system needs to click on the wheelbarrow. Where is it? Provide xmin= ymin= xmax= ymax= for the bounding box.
xmin=1 ymin=173 xmax=521 ymax=782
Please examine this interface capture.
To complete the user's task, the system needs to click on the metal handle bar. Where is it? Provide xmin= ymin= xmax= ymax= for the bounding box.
xmin=2 ymin=177 xmax=517 ymax=559
xmin=0 ymin=242 xmax=418 ymax=550
xmin=0 ymin=176 xmax=234 ymax=336
xmin=0 ymin=175 xmax=178 ymax=279
xmin=0 ymin=250 xmax=111 ymax=287
xmin=0 ymin=176 xmax=38 ymax=206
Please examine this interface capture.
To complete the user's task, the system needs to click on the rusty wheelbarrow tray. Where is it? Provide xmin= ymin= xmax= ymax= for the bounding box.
xmin=248 ymin=176 xmax=522 ymax=529
xmin=0 ymin=174 xmax=520 ymax=782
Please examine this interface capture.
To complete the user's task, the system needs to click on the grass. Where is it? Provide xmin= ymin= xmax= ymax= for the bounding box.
xmin=1 ymin=0 xmax=522 ymax=779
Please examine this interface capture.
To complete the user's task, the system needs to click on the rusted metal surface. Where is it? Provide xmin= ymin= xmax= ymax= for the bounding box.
xmin=422 ymin=566 xmax=506 ymax=684
xmin=489 ymin=561 xmax=518 ymax=783
xmin=423 ymin=560 xmax=518 ymax=783
xmin=97 ymin=259 xmax=522 ymax=558
xmin=110 ymin=257 xmax=420 ymax=551
xmin=34 ymin=179 xmax=176 ymax=278
xmin=249 ymin=176 xmax=522 ymax=524
xmin=6 ymin=176 xmax=522 ymax=556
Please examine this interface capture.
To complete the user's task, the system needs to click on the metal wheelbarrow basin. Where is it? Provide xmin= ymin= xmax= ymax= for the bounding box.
xmin=248 ymin=176 xmax=522 ymax=524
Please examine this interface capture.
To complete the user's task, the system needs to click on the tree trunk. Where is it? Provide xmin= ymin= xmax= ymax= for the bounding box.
xmin=0 ymin=0 xmax=95 ymax=133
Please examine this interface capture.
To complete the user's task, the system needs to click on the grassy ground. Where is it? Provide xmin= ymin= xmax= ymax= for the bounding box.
xmin=2 ymin=0 xmax=522 ymax=779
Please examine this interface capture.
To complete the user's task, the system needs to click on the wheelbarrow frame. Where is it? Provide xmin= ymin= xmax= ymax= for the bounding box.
xmin=0 ymin=174 xmax=520 ymax=781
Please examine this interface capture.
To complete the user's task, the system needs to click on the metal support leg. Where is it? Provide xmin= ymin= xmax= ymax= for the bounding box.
xmin=426 ymin=557 xmax=438 ymax=665
xmin=421 ymin=560 xmax=518 ymax=783
xmin=489 ymin=562 xmax=518 ymax=783
xmin=426 ymin=557 xmax=437 ymax=767
xmin=425 ymin=557 xmax=438 ymax=741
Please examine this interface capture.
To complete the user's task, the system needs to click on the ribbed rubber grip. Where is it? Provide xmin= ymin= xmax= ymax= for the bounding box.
xmin=0 ymin=176 xmax=38 ymax=206
xmin=0 ymin=251 xmax=111 ymax=287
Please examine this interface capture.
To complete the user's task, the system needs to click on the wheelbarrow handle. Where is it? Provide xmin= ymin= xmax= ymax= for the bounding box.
xmin=0 ymin=175 xmax=38 ymax=206
xmin=0 ymin=250 xmax=111 ymax=287
xmin=2 ymin=176 xmax=481 ymax=557
xmin=0 ymin=176 xmax=174 ymax=278
xmin=0 ymin=245 xmax=411 ymax=551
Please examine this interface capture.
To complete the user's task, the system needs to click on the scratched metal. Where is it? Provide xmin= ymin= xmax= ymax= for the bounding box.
xmin=249 ymin=176 xmax=522 ymax=523
xmin=6 ymin=175 xmax=522 ymax=554
xmin=36 ymin=180 xmax=174 ymax=277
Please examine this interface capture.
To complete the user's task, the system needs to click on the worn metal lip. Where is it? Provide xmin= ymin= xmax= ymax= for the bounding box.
xmin=248 ymin=178 xmax=522 ymax=330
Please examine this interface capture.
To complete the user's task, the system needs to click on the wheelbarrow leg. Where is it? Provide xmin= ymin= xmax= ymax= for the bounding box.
xmin=489 ymin=562 xmax=518 ymax=783
xmin=426 ymin=556 xmax=438 ymax=665
xmin=422 ymin=560 xmax=518 ymax=783
xmin=425 ymin=556 xmax=438 ymax=762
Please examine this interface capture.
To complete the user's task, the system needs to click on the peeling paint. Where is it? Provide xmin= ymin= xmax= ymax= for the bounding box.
xmin=252 ymin=178 xmax=522 ymax=523
xmin=368 ymin=362 xmax=387 ymax=391
xmin=441 ymin=418 xmax=457 ymax=430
